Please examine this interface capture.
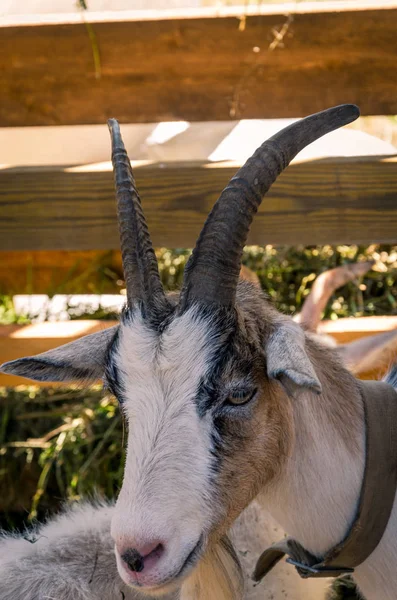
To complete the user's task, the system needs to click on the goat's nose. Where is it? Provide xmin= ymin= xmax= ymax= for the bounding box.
xmin=120 ymin=541 xmax=165 ymax=573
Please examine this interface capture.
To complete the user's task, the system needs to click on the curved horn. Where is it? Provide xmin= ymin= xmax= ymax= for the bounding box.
xmin=108 ymin=119 xmax=167 ymax=314
xmin=179 ymin=104 xmax=360 ymax=311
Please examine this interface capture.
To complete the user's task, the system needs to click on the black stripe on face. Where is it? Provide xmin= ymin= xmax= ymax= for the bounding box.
xmin=104 ymin=329 xmax=125 ymax=401
xmin=194 ymin=313 xmax=237 ymax=419
xmin=196 ymin=349 xmax=233 ymax=418
xmin=194 ymin=305 xmax=256 ymax=419
xmin=190 ymin=309 xmax=237 ymax=475
xmin=194 ymin=321 xmax=260 ymax=480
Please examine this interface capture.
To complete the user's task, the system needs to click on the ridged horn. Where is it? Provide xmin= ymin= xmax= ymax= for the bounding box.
xmin=179 ymin=104 xmax=360 ymax=311
xmin=108 ymin=119 xmax=167 ymax=314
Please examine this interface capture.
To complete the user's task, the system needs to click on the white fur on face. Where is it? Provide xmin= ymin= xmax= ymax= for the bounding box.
xmin=111 ymin=307 xmax=221 ymax=590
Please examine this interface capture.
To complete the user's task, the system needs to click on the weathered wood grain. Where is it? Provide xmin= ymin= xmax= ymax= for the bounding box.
xmin=1 ymin=2 xmax=396 ymax=126
xmin=1 ymin=156 xmax=397 ymax=253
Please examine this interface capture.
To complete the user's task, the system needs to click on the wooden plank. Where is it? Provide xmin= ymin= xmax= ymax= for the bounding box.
xmin=1 ymin=316 xmax=396 ymax=386
xmin=1 ymin=2 xmax=397 ymax=126
xmin=319 ymin=316 xmax=397 ymax=344
xmin=1 ymin=155 xmax=397 ymax=252
xmin=320 ymin=316 xmax=397 ymax=380
xmin=0 ymin=251 xmax=124 ymax=295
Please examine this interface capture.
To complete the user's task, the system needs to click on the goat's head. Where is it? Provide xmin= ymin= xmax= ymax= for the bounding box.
xmin=1 ymin=105 xmax=359 ymax=596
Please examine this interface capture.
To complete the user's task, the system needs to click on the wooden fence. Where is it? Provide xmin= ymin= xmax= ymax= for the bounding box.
xmin=1 ymin=2 xmax=396 ymax=126
xmin=1 ymin=0 xmax=396 ymax=384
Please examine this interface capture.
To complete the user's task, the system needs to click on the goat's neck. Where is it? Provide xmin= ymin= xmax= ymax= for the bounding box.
xmin=262 ymin=377 xmax=365 ymax=557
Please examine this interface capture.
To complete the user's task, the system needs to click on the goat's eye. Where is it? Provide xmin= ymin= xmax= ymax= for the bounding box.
xmin=225 ymin=388 xmax=257 ymax=407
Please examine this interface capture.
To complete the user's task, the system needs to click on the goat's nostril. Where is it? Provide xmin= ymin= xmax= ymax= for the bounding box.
xmin=121 ymin=548 xmax=145 ymax=573
xmin=121 ymin=542 xmax=165 ymax=573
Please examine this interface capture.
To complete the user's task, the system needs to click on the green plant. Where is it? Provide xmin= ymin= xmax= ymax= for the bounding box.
xmin=3 ymin=244 xmax=395 ymax=324
xmin=0 ymin=386 xmax=124 ymax=529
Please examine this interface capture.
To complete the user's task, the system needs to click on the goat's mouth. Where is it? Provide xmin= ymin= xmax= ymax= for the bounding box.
xmin=173 ymin=532 xmax=205 ymax=581
xmin=118 ymin=534 xmax=205 ymax=593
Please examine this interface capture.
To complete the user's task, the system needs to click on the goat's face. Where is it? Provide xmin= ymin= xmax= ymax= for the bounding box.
xmin=2 ymin=284 xmax=316 ymax=595
xmin=108 ymin=285 xmax=309 ymax=594
xmin=0 ymin=106 xmax=359 ymax=595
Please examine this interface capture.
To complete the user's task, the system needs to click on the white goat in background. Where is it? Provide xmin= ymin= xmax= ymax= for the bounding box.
xmin=1 ymin=105 xmax=397 ymax=600
xmin=244 ymin=259 xmax=397 ymax=377
xmin=0 ymin=501 xmax=328 ymax=600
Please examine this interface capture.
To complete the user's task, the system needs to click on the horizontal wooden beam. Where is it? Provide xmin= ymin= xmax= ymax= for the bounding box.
xmin=319 ymin=315 xmax=397 ymax=343
xmin=1 ymin=316 xmax=396 ymax=386
xmin=1 ymin=2 xmax=396 ymax=126
xmin=0 ymin=251 xmax=124 ymax=295
xmin=1 ymin=156 xmax=397 ymax=253
xmin=319 ymin=316 xmax=397 ymax=380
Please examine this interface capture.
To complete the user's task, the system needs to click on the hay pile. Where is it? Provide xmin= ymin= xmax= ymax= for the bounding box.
xmin=0 ymin=386 xmax=123 ymax=529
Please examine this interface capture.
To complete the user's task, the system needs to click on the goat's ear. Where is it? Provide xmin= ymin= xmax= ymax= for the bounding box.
xmin=0 ymin=326 xmax=118 ymax=383
xmin=265 ymin=321 xmax=322 ymax=398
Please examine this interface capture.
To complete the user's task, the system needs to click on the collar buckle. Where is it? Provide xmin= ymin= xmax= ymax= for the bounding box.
xmin=286 ymin=558 xmax=355 ymax=579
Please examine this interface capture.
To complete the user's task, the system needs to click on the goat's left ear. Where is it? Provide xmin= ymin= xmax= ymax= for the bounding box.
xmin=265 ymin=321 xmax=322 ymax=398
xmin=0 ymin=326 xmax=118 ymax=382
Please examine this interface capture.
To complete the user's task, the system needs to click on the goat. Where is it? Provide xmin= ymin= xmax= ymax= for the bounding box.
xmin=243 ymin=259 xmax=397 ymax=377
xmin=1 ymin=105 xmax=396 ymax=600
xmin=0 ymin=501 xmax=329 ymax=600
xmin=295 ymin=261 xmax=397 ymax=375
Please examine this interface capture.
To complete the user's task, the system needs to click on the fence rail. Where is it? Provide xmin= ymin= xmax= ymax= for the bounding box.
xmin=1 ymin=1 xmax=396 ymax=126
xmin=1 ymin=156 xmax=397 ymax=255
